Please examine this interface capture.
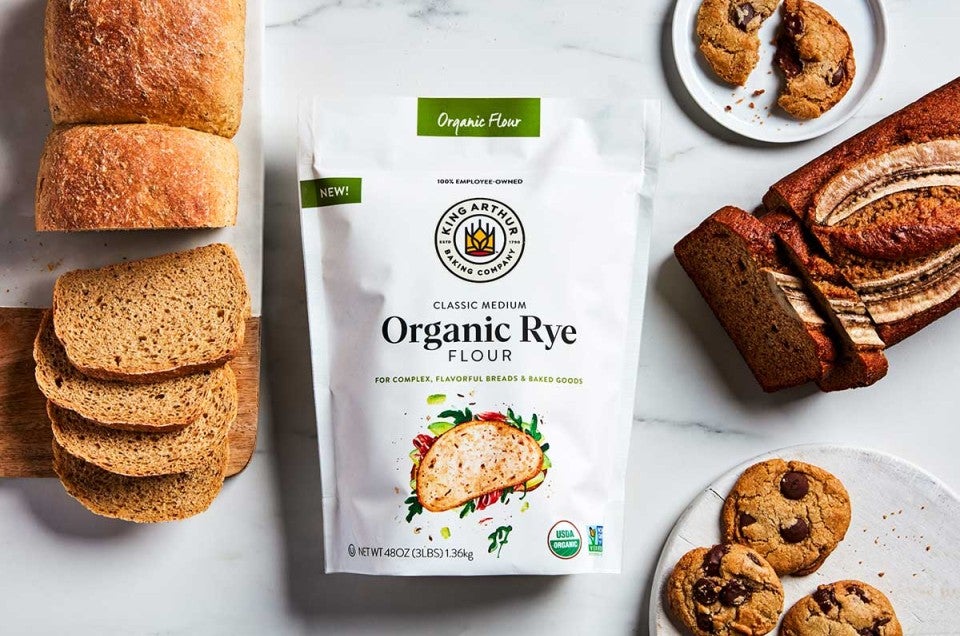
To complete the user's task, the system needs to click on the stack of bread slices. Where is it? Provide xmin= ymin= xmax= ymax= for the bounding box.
xmin=34 ymin=244 xmax=250 ymax=522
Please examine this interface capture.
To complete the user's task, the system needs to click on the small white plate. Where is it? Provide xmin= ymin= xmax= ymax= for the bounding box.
xmin=672 ymin=0 xmax=887 ymax=143
xmin=650 ymin=445 xmax=960 ymax=634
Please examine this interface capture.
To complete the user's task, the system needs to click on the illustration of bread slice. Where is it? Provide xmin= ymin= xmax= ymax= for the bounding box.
xmin=416 ymin=420 xmax=544 ymax=513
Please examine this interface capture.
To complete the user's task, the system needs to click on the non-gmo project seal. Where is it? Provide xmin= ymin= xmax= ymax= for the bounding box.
xmin=435 ymin=198 xmax=525 ymax=283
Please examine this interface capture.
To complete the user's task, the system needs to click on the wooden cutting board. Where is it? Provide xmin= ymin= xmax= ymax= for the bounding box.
xmin=0 ymin=308 xmax=260 ymax=478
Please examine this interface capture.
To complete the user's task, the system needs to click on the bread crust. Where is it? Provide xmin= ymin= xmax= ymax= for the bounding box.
xmin=45 ymin=0 xmax=245 ymax=138
xmin=36 ymin=124 xmax=239 ymax=231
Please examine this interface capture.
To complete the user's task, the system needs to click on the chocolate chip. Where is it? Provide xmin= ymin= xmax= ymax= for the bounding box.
xmin=738 ymin=512 xmax=757 ymax=531
xmin=780 ymin=518 xmax=810 ymax=543
xmin=784 ymin=13 xmax=804 ymax=37
xmin=858 ymin=619 xmax=891 ymax=636
xmin=730 ymin=2 xmax=757 ymax=31
xmin=696 ymin=613 xmax=715 ymax=632
xmin=702 ymin=545 xmax=729 ymax=576
xmin=774 ymin=34 xmax=803 ymax=78
xmin=780 ymin=471 xmax=810 ymax=499
xmin=719 ymin=580 xmax=752 ymax=607
xmin=813 ymin=586 xmax=837 ymax=613
xmin=693 ymin=578 xmax=719 ymax=605
xmin=828 ymin=65 xmax=846 ymax=87
xmin=746 ymin=552 xmax=763 ymax=567
xmin=848 ymin=583 xmax=871 ymax=603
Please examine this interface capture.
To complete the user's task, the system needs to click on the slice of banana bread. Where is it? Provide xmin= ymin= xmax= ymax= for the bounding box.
xmin=52 ymin=243 xmax=250 ymax=383
xmin=761 ymin=211 xmax=888 ymax=390
xmin=675 ymin=206 xmax=837 ymax=391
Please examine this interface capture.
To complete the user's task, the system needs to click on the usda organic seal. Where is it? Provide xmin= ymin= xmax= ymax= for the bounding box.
xmin=547 ymin=520 xmax=582 ymax=559
xmin=435 ymin=198 xmax=525 ymax=283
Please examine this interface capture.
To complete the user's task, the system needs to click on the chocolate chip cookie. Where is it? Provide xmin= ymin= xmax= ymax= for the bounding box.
xmin=774 ymin=0 xmax=856 ymax=119
xmin=781 ymin=580 xmax=903 ymax=635
xmin=667 ymin=543 xmax=784 ymax=635
xmin=720 ymin=459 xmax=851 ymax=576
xmin=697 ymin=0 xmax=779 ymax=86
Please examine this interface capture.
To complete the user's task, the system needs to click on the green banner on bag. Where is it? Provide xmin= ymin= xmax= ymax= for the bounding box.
xmin=417 ymin=98 xmax=541 ymax=137
xmin=300 ymin=177 xmax=362 ymax=208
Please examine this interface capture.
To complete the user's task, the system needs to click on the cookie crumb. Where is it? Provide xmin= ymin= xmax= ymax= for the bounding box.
xmin=752 ymin=89 xmax=766 ymax=97
xmin=878 ymin=572 xmax=885 ymax=578
xmin=749 ymin=102 xmax=755 ymax=109
xmin=926 ymin=545 xmax=931 ymax=552
xmin=736 ymin=98 xmax=744 ymax=105
xmin=725 ymin=105 xmax=733 ymax=112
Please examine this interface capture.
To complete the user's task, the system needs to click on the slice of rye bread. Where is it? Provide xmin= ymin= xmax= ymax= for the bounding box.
xmin=674 ymin=206 xmax=838 ymax=392
xmin=52 ymin=243 xmax=250 ymax=383
xmin=49 ymin=365 xmax=237 ymax=477
xmin=52 ymin=438 xmax=229 ymax=523
xmin=761 ymin=212 xmax=888 ymax=390
xmin=416 ymin=420 xmax=544 ymax=513
xmin=763 ymin=78 xmax=960 ymax=343
xmin=35 ymin=310 xmax=222 ymax=431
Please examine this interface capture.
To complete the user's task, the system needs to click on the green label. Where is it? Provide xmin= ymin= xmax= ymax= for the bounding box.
xmin=300 ymin=177 xmax=362 ymax=208
xmin=417 ymin=98 xmax=541 ymax=137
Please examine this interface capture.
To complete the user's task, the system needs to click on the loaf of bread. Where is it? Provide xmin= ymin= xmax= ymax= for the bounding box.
xmin=764 ymin=78 xmax=960 ymax=345
xmin=34 ymin=311 xmax=223 ymax=431
xmin=45 ymin=0 xmax=245 ymax=138
xmin=36 ymin=124 xmax=239 ymax=231
xmin=677 ymin=81 xmax=960 ymax=392
xmin=49 ymin=365 xmax=237 ymax=477
xmin=675 ymin=207 xmax=838 ymax=391
xmin=52 ymin=439 xmax=229 ymax=523
xmin=53 ymin=244 xmax=250 ymax=383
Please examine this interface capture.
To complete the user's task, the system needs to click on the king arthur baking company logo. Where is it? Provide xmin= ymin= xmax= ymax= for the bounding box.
xmin=435 ymin=198 xmax=525 ymax=283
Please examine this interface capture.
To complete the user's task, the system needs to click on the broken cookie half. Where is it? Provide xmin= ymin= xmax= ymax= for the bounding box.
xmin=774 ymin=0 xmax=856 ymax=119
xmin=697 ymin=0 xmax=780 ymax=86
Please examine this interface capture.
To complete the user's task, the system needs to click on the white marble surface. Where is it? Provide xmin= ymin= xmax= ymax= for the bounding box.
xmin=2 ymin=1 xmax=960 ymax=634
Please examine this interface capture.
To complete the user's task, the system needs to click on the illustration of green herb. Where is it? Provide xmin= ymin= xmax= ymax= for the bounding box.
xmin=404 ymin=493 xmax=423 ymax=522
xmin=488 ymin=525 xmax=513 ymax=558
xmin=438 ymin=407 xmax=473 ymax=424
xmin=459 ymin=499 xmax=477 ymax=518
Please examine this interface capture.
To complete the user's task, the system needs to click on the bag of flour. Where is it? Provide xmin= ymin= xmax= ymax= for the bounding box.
xmin=299 ymin=97 xmax=659 ymax=575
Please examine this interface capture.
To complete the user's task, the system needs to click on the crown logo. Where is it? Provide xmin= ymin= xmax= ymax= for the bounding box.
xmin=464 ymin=221 xmax=496 ymax=257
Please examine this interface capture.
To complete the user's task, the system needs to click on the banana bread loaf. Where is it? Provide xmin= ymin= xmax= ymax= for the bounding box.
xmin=764 ymin=78 xmax=960 ymax=344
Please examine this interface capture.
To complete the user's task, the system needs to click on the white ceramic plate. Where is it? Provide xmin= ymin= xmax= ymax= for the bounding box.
xmin=650 ymin=445 xmax=960 ymax=634
xmin=671 ymin=0 xmax=887 ymax=143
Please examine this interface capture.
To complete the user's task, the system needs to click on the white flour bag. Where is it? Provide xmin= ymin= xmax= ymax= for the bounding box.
xmin=299 ymin=97 xmax=659 ymax=574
